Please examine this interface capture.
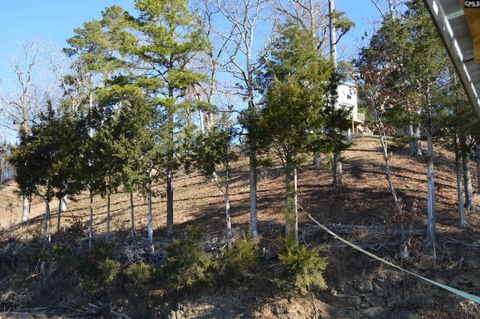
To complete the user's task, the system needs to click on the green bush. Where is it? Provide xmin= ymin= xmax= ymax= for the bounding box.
xmin=78 ymin=256 xmax=121 ymax=297
xmin=123 ymin=262 xmax=154 ymax=291
xmin=94 ymin=240 xmax=116 ymax=260
xmin=162 ymin=226 xmax=217 ymax=292
xmin=99 ymin=258 xmax=121 ymax=286
xmin=221 ymin=239 xmax=258 ymax=282
xmin=273 ymin=237 xmax=328 ymax=295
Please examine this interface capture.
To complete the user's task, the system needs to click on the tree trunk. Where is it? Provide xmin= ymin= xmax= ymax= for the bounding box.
xmin=476 ymin=143 xmax=480 ymax=194
xmin=225 ymin=175 xmax=232 ymax=248
xmin=89 ymin=191 xmax=94 ymax=253
xmin=328 ymin=0 xmax=337 ymax=64
xmin=57 ymin=196 xmax=63 ymax=233
xmin=329 ymin=0 xmax=342 ymax=192
xmin=106 ymin=191 xmax=111 ymax=241
xmin=413 ymin=125 xmax=422 ymax=156
xmin=22 ymin=194 xmax=30 ymax=223
xmin=249 ymin=150 xmax=258 ymax=239
xmin=147 ymin=181 xmax=154 ymax=250
xmin=285 ymin=165 xmax=292 ymax=238
xmin=378 ymin=131 xmax=404 ymax=237
xmin=313 ymin=152 xmax=322 ymax=167
xmin=60 ymin=194 xmax=67 ymax=212
xmin=408 ymin=124 xmax=415 ymax=156
xmin=130 ymin=191 xmax=136 ymax=238
xmin=43 ymin=199 xmax=51 ymax=243
xmin=199 ymin=110 xmax=205 ymax=134
xmin=455 ymin=137 xmax=467 ymax=226
xmin=333 ymin=152 xmax=343 ymax=190
xmin=166 ymin=170 xmax=174 ymax=237
xmin=56 ymin=191 xmax=67 ymax=233
xmin=462 ymin=148 xmax=476 ymax=211
xmin=426 ymin=122 xmax=436 ymax=246
xmin=346 ymin=128 xmax=352 ymax=143
xmin=293 ymin=167 xmax=299 ymax=246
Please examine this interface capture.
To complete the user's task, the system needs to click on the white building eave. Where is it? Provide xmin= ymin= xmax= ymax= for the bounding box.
xmin=423 ymin=0 xmax=480 ymax=117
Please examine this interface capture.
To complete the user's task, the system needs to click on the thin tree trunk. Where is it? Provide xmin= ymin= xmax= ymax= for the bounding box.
xmin=413 ymin=125 xmax=422 ymax=156
xmin=89 ymin=191 xmax=94 ymax=253
xmin=378 ymin=129 xmax=404 ymax=238
xmin=166 ymin=93 xmax=175 ymax=238
xmin=333 ymin=152 xmax=343 ymax=190
xmin=426 ymin=121 xmax=436 ymax=246
xmin=60 ymin=194 xmax=67 ymax=212
xmin=293 ymin=167 xmax=299 ymax=246
xmin=285 ymin=165 xmax=292 ymax=238
xmin=462 ymin=148 xmax=476 ymax=211
xmin=130 ymin=191 xmax=136 ymax=238
xmin=57 ymin=196 xmax=63 ymax=233
xmin=166 ymin=171 xmax=174 ymax=237
xmin=455 ymin=136 xmax=467 ymax=226
xmin=199 ymin=110 xmax=205 ymax=134
xmin=225 ymin=174 xmax=232 ymax=248
xmin=408 ymin=124 xmax=415 ymax=156
xmin=147 ymin=181 xmax=153 ymax=250
xmin=313 ymin=152 xmax=322 ymax=167
xmin=329 ymin=0 xmax=337 ymax=63
xmin=329 ymin=0 xmax=343 ymax=191
xmin=22 ymin=194 xmax=30 ymax=223
xmin=249 ymin=150 xmax=258 ymax=239
xmin=43 ymin=199 xmax=51 ymax=243
xmin=106 ymin=191 xmax=111 ymax=240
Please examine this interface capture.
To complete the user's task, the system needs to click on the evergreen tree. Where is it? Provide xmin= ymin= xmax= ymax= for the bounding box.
xmin=9 ymin=105 xmax=82 ymax=243
xmin=187 ymin=126 xmax=237 ymax=247
xmin=258 ymin=24 xmax=333 ymax=244
xmin=104 ymin=0 xmax=210 ymax=237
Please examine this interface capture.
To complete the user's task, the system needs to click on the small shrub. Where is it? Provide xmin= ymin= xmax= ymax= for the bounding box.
xmin=123 ymin=262 xmax=154 ymax=291
xmin=95 ymin=240 xmax=116 ymax=260
xmin=221 ymin=239 xmax=258 ymax=282
xmin=99 ymin=258 xmax=121 ymax=286
xmin=51 ymin=242 xmax=74 ymax=265
xmin=162 ymin=226 xmax=217 ymax=292
xmin=78 ymin=256 xmax=121 ymax=297
xmin=273 ymin=237 xmax=328 ymax=295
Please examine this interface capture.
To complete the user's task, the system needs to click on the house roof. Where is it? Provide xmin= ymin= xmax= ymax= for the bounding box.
xmin=423 ymin=0 xmax=480 ymax=116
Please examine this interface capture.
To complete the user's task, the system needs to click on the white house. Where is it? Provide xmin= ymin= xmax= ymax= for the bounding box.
xmin=336 ymin=83 xmax=365 ymax=135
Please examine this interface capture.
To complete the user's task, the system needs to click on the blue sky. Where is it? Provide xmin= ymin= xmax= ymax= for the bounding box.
xmin=0 ymin=0 xmax=382 ymax=141
xmin=0 ymin=1 xmax=382 ymax=80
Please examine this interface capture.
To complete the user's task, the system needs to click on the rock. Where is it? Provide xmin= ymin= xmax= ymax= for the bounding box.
xmin=396 ymin=310 xmax=417 ymax=319
xmin=349 ymin=295 xmax=362 ymax=306
xmin=358 ymin=278 xmax=374 ymax=292
xmin=361 ymin=306 xmax=384 ymax=318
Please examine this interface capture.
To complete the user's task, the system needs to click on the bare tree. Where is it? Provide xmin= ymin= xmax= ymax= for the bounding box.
xmin=369 ymin=0 xmax=404 ymax=19
xmin=356 ymin=62 xmax=408 ymax=238
xmin=213 ymin=0 xmax=272 ymax=239
xmin=190 ymin=0 xmax=235 ymax=133
xmin=0 ymin=42 xmax=41 ymax=134
xmin=0 ymin=42 xmax=43 ymax=223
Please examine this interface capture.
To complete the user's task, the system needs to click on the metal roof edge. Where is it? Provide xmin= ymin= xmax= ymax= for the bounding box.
xmin=423 ymin=0 xmax=480 ymax=117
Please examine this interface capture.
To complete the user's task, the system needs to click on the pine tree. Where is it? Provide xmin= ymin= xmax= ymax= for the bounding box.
xmin=105 ymin=0 xmax=210 ymax=237
xmin=258 ymin=24 xmax=333 ymax=244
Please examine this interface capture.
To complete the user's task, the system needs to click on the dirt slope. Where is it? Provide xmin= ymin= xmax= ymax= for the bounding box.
xmin=2 ymin=135 xmax=480 ymax=318
xmin=2 ymin=135 xmax=480 ymax=239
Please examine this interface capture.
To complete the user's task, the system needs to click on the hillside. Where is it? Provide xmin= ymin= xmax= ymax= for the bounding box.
xmin=1 ymin=135 xmax=480 ymax=318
